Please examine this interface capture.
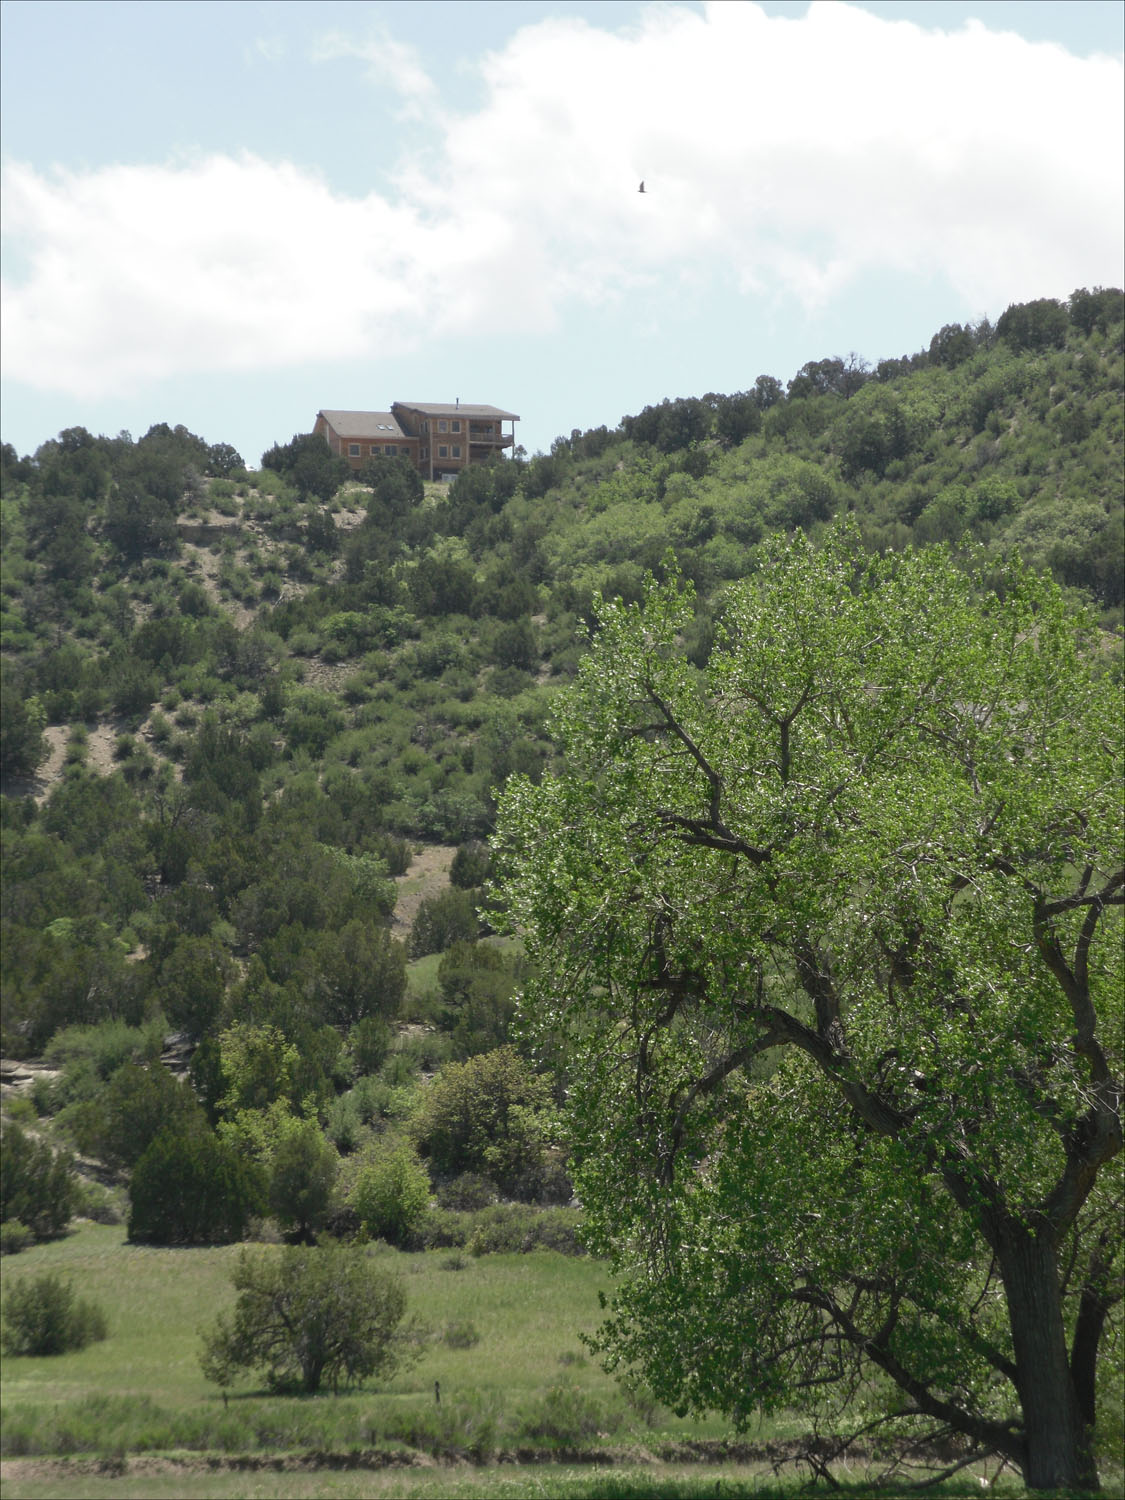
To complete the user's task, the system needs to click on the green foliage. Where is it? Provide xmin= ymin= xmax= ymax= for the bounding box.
xmin=215 ymin=1023 xmax=302 ymax=1115
xmin=153 ymin=934 xmax=232 ymax=1039
xmin=518 ymin=1380 xmax=617 ymax=1443
xmin=0 ymin=1123 xmax=78 ymax=1242
xmin=0 ymin=1219 xmax=33 ymax=1255
xmin=450 ymin=839 xmax=491 ymax=888
xmin=2 ymin=1271 xmax=108 ymax=1355
xmin=494 ymin=530 xmax=1123 ymax=1489
xmin=413 ymin=1047 xmax=559 ymax=1198
xmin=349 ymin=1139 xmax=431 ymax=1246
xmin=199 ymin=1243 xmax=409 ymax=1394
xmin=313 ymin=917 xmax=406 ymax=1026
xmin=0 ymin=663 xmax=46 ymax=776
xmin=267 ymin=1114 xmax=339 ymax=1241
xmin=260 ymin=433 xmax=350 ymax=503
xmin=128 ymin=1128 xmax=266 ymax=1244
xmin=996 ymin=296 xmax=1069 ymax=351
xmin=437 ymin=940 xmax=519 ymax=1058
xmin=466 ymin=1203 xmax=585 ymax=1256
xmin=69 ymin=1060 xmax=207 ymax=1170
xmin=348 ymin=1014 xmax=392 ymax=1076
xmin=409 ymin=885 xmax=480 ymax=957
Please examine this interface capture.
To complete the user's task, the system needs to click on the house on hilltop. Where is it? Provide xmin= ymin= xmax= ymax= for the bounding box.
xmin=314 ymin=401 xmax=519 ymax=482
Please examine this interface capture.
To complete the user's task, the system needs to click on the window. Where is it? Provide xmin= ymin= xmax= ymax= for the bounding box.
xmin=349 ymin=444 xmax=360 ymax=457
xmin=452 ymin=420 xmax=461 ymax=432
xmin=370 ymin=445 xmax=380 ymax=456
xmin=438 ymin=445 xmax=448 ymax=458
xmin=451 ymin=445 xmax=461 ymax=458
xmin=385 ymin=445 xmax=395 ymax=455
xmin=438 ymin=419 xmax=448 ymax=432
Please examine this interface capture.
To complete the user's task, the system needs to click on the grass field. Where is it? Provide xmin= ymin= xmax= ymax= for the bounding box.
xmin=1 ymin=1224 xmax=1115 ymax=1500
xmin=0 ymin=1223 xmax=742 ymax=1457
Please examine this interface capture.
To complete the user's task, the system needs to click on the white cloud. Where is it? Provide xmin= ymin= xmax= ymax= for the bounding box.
xmin=312 ymin=28 xmax=441 ymax=122
xmin=3 ymin=1 xmax=1121 ymax=398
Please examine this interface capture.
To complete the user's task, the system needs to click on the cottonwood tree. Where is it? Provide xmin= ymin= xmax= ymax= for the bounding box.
xmin=493 ymin=528 xmax=1122 ymax=1490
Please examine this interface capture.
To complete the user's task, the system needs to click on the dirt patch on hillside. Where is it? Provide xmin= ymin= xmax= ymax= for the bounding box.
xmin=179 ymin=542 xmax=257 ymax=629
xmin=391 ymin=844 xmax=456 ymax=941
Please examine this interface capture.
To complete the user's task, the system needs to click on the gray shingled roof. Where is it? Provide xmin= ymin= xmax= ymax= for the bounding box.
xmin=318 ymin=411 xmax=410 ymax=439
xmin=393 ymin=402 xmax=520 ymax=421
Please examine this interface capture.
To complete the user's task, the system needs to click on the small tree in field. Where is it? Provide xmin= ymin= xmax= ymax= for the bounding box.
xmin=200 ymin=1244 xmax=409 ymax=1394
xmin=2 ymin=1271 xmax=108 ymax=1355
xmin=494 ymin=527 xmax=1122 ymax=1491
xmin=0 ymin=1123 xmax=78 ymax=1242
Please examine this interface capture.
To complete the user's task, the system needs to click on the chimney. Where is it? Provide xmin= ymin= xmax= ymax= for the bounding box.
xmin=455 ymin=397 xmax=459 ymax=408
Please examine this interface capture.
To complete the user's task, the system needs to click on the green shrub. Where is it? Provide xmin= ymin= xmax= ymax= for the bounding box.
xmin=449 ymin=840 xmax=491 ymax=888
xmin=0 ymin=1220 xmax=33 ymax=1255
xmin=412 ymin=1046 xmax=558 ymax=1196
xmin=436 ymin=1171 xmax=497 ymax=1211
xmin=517 ymin=1381 xmax=617 ymax=1443
xmin=44 ymin=1018 xmax=165 ymax=1082
xmin=351 ymin=1014 xmax=393 ymax=1074
xmin=349 ymin=1140 xmax=431 ymax=1247
xmin=69 ymin=1061 xmax=207 ymax=1170
xmin=466 ymin=1203 xmax=586 ymax=1257
xmin=0 ymin=1123 xmax=78 ymax=1241
xmin=324 ymin=1094 xmax=362 ymax=1155
xmin=379 ymin=1393 xmax=501 ymax=1462
xmin=268 ymin=1116 xmax=339 ymax=1240
xmin=2 ymin=1271 xmax=108 ymax=1355
xmin=409 ymin=886 xmax=480 ymax=958
xmin=442 ymin=1317 xmax=481 ymax=1348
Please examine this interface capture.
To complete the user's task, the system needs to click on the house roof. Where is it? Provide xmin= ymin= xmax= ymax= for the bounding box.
xmin=392 ymin=402 xmax=520 ymax=421
xmin=318 ymin=410 xmax=412 ymax=440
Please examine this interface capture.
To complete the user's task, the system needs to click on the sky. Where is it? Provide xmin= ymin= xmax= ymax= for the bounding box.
xmin=1 ymin=0 xmax=1122 ymax=465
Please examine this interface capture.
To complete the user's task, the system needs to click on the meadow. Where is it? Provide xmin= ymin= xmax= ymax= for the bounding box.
xmin=3 ymin=1224 xmax=1097 ymax=1500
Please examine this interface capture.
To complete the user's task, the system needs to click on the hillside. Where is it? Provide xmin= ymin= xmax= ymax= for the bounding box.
xmin=0 ymin=284 xmax=1121 ymax=1183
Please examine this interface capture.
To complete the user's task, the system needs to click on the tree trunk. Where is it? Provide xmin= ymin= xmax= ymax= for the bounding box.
xmin=998 ymin=1227 xmax=1098 ymax=1490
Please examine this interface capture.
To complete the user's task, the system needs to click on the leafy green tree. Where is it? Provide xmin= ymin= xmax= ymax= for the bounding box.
xmin=268 ymin=1116 xmax=339 ymax=1242
xmin=349 ymin=1140 xmax=431 ymax=1246
xmin=996 ymin=297 xmax=1069 ymax=351
xmin=206 ymin=441 xmax=244 ymax=477
xmin=72 ymin=1061 xmax=208 ymax=1171
xmin=493 ymin=530 xmax=1123 ymax=1490
xmin=1068 ymin=286 xmax=1124 ymax=335
xmin=0 ymin=1123 xmax=78 ymax=1241
xmin=2 ymin=1272 xmax=108 ymax=1355
xmin=155 ymin=934 xmax=232 ymax=1038
xmin=408 ymin=886 xmax=479 ymax=958
xmin=128 ymin=1128 xmax=266 ymax=1244
xmin=261 ymin=433 xmax=349 ymax=502
xmin=0 ymin=665 xmax=46 ymax=777
xmin=103 ymin=480 xmax=178 ymax=559
xmin=216 ymin=1024 xmax=302 ymax=1115
xmin=413 ymin=1047 xmax=557 ymax=1197
xmin=200 ymin=1244 xmax=409 ymax=1394
xmin=315 ymin=918 xmax=405 ymax=1028
xmin=437 ymin=941 xmax=518 ymax=1058
xmin=449 ymin=841 xmax=491 ymax=890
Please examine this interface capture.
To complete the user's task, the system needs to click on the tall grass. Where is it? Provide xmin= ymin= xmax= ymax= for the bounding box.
xmin=0 ymin=1223 xmax=743 ymax=1461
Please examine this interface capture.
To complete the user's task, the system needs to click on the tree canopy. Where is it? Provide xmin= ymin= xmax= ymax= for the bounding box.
xmin=200 ymin=1244 xmax=409 ymax=1394
xmin=493 ymin=527 xmax=1123 ymax=1489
